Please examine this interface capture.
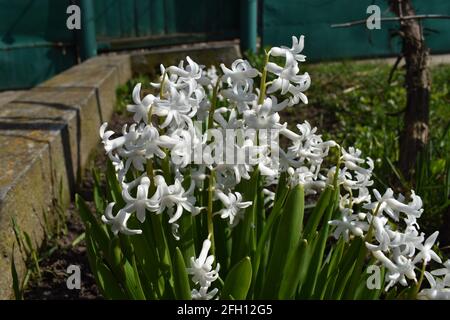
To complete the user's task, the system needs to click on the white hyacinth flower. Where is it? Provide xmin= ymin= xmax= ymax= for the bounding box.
xmin=191 ymin=286 xmax=219 ymax=300
xmin=220 ymin=59 xmax=259 ymax=90
xmin=243 ymin=97 xmax=284 ymax=130
xmin=126 ymin=83 xmax=155 ymax=124
xmin=269 ymin=35 xmax=306 ymax=66
xmin=329 ymin=209 xmax=367 ymax=242
xmin=431 ymin=260 xmax=450 ymax=284
xmin=148 ymin=175 xmax=199 ymax=225
xmin=122 ymin=176 xmax=153 ymax=223
xmin=187 ymin=239 xmax=220 ymax=288
xmin=101 ymin=203 xmax=142 ymax=236
xmin=364 ymin=188 xmax=423 ymax=221
xmin=215 ymin=190 xmax=252 ymax=227
xmin=372 ymin=250 xmax=417 ymax=291
xmin=413 ymin=231 xmax=442 ymax=265
xmin=418 ymin=272 xmax=450 ymax=300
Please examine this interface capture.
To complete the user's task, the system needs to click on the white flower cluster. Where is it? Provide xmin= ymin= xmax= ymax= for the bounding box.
xmin=98 ymin=35 xmax=447 ymax=299
xmin=328 ymin=148 xmax=447 ymax=297
xmin=419 ymin=260 xmax=450 ymax=299
xmin=99 ymin=36 xmax=331 ymax=238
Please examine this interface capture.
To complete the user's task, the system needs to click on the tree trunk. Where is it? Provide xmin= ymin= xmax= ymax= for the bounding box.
xmin=389 ymin=0 xmax=431 ymax=180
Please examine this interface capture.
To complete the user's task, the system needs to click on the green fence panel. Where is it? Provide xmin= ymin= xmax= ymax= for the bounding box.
xmin=93 ymin=0 xmax=107 ymax=37
xmin=101 ymin=0 xmax=122 ymax=38
xmin=120 ymin=0 xmax=136 ymax=37
xmin=135 ymin=0 xmax=152 ymax=37
xmin=0 ymin=0 xmax=75 ymax=90
xmin=262 ymin=0 xmax=450 ymax=61
xmin=150 ymin=0 xmax=165 ymax=35
xmin=1 ymin=0 xmax=241 ymax=90
xmin=165 ymin=0 xmax=176 ymax=34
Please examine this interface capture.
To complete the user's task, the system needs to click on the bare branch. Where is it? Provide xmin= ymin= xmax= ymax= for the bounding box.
xmin=331 ymin=14 xmax=450 ymax=28
xmin=388 ymin=54 xmax=404 ymax=84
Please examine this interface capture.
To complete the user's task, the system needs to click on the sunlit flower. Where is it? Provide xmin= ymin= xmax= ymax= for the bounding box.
xmin=372 ymin=250 xmax=417 ymax=290
xmin=418 ymin=272 xmax=450 ymax=300
xmin=215 ymin=191 xmax=252 ymax=226
xmin=329 ymin=209 xmax=368 ymax=241
xmin=269 ymin=35 xmax=306 ymax=66
xmin=191 ymin=286 xmax=219 ymax=300
xmin=148 ymin=175 xmax=200 ymax=224
xmin=101 ymin=203 xmax=142 ymax=236
xmin=187 ymin=239 xmax=220 ymax=288
xmin=126 ymin=83 xmax=155 ymax=124
xmin=413 ymin=231 xmax=442 ymax=265
xmin=364 ymin=188 xmax=423 ymax=221
xmin=122 ymin=176 xmax=153 ymax=223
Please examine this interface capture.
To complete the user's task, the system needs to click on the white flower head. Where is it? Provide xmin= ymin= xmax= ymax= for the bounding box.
xmin=101 ymin=202 xmax=142 ymax=236
xmin=127 ymin=83 xmax=155 ymax=124
xmin=187 ymin=239 xmax=220 ymax=288
xmin=215 ymin=190 xmax=252 ymax=227
xmin=191 ymin=286 xmax=219 ymax=300
xmin=418 ymin=271 xmax=450 ymax=300
xmin=413 ymin=231 xmax=442 ymax=265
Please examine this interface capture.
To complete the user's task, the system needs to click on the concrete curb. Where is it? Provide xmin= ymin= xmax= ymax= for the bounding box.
xmin=0 ymin=41 xmax=240 ymax=299
xmin=0 ymin=54 xmax=132 ymax=299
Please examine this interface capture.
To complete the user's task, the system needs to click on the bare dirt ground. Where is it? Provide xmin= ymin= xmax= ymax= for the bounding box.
xmin=24 ymin=112 xmax=127 ymax=300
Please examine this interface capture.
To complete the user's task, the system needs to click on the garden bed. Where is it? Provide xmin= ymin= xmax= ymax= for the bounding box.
xmin=22 ymin=55 xmax=450 ymax=299
xmin=24 ymin=111 xmax=128 ymax=300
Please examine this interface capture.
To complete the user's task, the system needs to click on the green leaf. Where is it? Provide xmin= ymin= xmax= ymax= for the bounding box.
xmin=106 ymin=160 xmax=125 ymax=207
xmin=322 ymin=272 xmax=339 ymax=300
xmin=127 ymin=232 xmax=160 ymax=297
xmin=11 ymin=247 xmax=22 ymax=300
xmin=262 ymin=184 xmax=305 ymax=298
xmin=76 ymin=194 xmax=110 ymax=253
xmin=119 ymin=258 xmax=146 ymax=300
xmin=95 ymin=258 xmax=127 ymax=299
xmin=344 ymin=239 xmax=370 ymax=299
xmin=231 ymin=170 xmax=259 ymax=265
xmin=221 ymin=257 xmax=252 ymax=300
xmin=301 ymin=188 xmax=338 ymax=297
xmin=278 ymin=239 xmax=308 ymax=299
xmin=327 ymin=237 xmax=345 ymax=278
xmin=303 ymin=186 xmax=332 ymax=240
xmin=331 ymin=237 xmax=363 ymax=299
xmin=252 ymin=179 xmax=289 ymax=291
xmin=92 ymin=169 xmax=105 ymax=215
xmin=173 ymin=248 xmax=192 ymax=300
xmin=178 ymin=212 xmax=196 ymax=265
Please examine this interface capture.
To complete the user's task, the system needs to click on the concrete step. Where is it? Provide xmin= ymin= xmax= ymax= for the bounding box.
xmin=0 ymin=41 xmax=241 ymax=299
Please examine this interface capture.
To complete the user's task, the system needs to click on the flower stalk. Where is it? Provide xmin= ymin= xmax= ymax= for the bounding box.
xmin=258 ymin=50 xmax=270 ymax=105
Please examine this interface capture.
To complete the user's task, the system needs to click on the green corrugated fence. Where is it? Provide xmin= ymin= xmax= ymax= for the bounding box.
xmin=262 ymin=0 xmax=450 ymax=61
xmin=2 ymin=0 xmax=450 ymax=90
xmin=0 ymin=0 xmax=240 ymax=90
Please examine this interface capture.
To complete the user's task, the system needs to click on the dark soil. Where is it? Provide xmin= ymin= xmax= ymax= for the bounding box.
xmin=23 ymin=205 xmax=101 ymax=300
xmin=24 ymin=112 xmax=128 ymax=300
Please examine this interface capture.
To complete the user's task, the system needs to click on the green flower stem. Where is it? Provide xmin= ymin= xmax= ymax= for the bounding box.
xmin=258 ymin=50 xmax=270 ymax=105
xmin=160 ymin=71 xmax=167 ymax=99
xmin=146 ymin=158 xmax=156 ymax=193
xmin=207 ymin=170 xmax=216 ymax=257
xmin=146 ymin=158 xmax=171 ymax=273
xmin=413 ymin=261 xmax=427 ymax=299
xmin=332 ymin=147 xmax=342 ymax=188
xmin=208 ymin=78 xmax=221 ymax=131
xmin=204 ymin=77 xmax=221 ymax=258
xmin=365 ymin=201 xmax=382 ymax=242
xmin=162 ymin=151 xmax=172 ymax=184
